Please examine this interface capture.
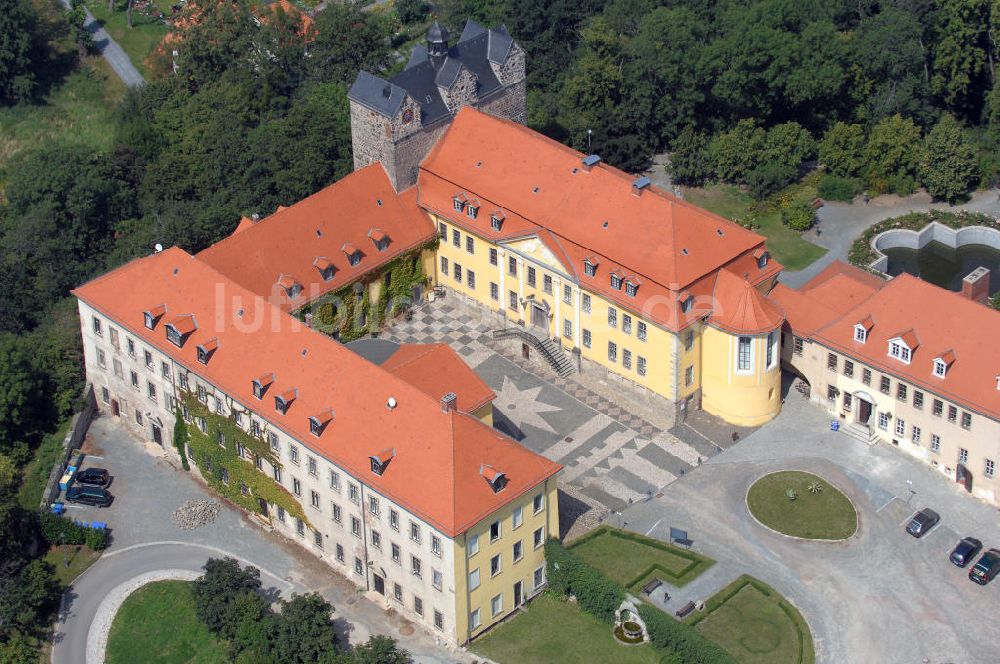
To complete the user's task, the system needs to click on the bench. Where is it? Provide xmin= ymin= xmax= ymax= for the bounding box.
xmin=675 ymin=601 xmax=696 ymax=619
xmin=641 ymin=579 xmax=662 ymax=595
xmin=672 ymin=537 xmax=693 ymax=549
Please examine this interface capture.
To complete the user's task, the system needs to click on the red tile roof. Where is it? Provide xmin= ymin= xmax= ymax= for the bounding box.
xmin=771 ymin=262 xmax=886 ymax=337
xmin=707 ymin=269 xmax=784 ymax=335
xmin=381 ymin=343 xmax=496 ymax=414
xmin=779 ymin=262 xmax=1000 ymax=418
xmin=197 ymin=164 xmax=435 ymax=310
xmin=73 ymin=248 xmax=559 ymax=536
xmin=417 ymin=108 xmax=781 ymax=332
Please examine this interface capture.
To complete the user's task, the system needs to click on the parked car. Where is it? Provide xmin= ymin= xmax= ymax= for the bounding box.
xmin=969 ymin=549 xmax=1000 ymax=586
xmin=74 ymin=468 xmax=109 ymax=487
xmin=905 ymin=508 xmax=940 ymax=538
xmin=950 ymin=537 xmax=983 ymax=567
xmin=65 ymin=485 xmax=113 ymax=507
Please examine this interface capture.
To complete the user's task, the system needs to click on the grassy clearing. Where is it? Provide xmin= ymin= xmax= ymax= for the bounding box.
xmin=569 ymin=527 xmax=714 ymax=589
xmin=43 ymin=545 xmax=103 ymax=588
xmin=0 ymin=56 xmax=123 ymax=187
xmin=692 ymin=576 xmax=814 ymax=664
xmin=85 ymin=0 xmax=169 ymax=78
xmin=747 ymin=471 xmax=857 ymax=540
xmin=683 ymin=184 xmax=827 ymax=271
xmin=106 ymin=580 xmax=228 ymax=664
xmin=472 ymin=592 xmax=661 ymax=664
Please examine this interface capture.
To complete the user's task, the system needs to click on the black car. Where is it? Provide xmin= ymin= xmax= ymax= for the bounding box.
xmin=905 ymin=508 xmax=940 ymax=538
xmin=950 ymin=537 xmax=983 ymax=567
xmin=65 ymin=485 xmax=113 ymax=507
xmin=969 ymin=549 xmax=1000 ymax=586
xmin=74 ymin=468 xmax=109 ymax=487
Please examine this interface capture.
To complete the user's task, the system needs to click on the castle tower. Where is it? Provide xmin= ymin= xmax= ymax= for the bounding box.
xmin=348 ymin=20 xmax=527 ymax=191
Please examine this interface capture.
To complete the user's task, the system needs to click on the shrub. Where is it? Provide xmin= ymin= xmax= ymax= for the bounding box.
xmin=780 ymin=201 xmax=815 ymax=231
xmin=747 ymin=163 xmax=796 ymax=200
xmin=544 ymin=539 xmax=624 ymax=624
xmin=638 ymin=604 xmax=736 ymax=664
xmin=84 ymin=526 xmax=109 ymax=550
xmin=38 ymin=511 xmax=108 ymax=550
xmin=817 ymin=175 xmax=862 ymax=201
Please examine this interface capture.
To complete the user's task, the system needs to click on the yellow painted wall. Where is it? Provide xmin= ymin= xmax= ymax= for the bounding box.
xmin=452 ymin=476 xmax=558 ymax=644
xmin=701 ymin=325 xmax=781 ymax=426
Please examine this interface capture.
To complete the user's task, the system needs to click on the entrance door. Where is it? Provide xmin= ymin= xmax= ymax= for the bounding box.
xmin=513 ymin=580 xmax=523 ymax=607
xmin=111 ymin=399 xmax=120 ymax=417
xmin=257 ymin=498 xmax=269 ymax=518
xmin=373 ymin=574 xmax=385 ymax=595
xmin=531 ymin=304 xmax=547 ymax=329
xmin=152 ymin=424 xmax=162 ymax=446
xmin=856 ymin=398 xmax=872 ymax=425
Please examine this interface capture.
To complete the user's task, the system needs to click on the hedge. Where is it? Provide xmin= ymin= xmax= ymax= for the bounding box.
xmin=638 ymin=604 xmax=736 ymax=664
xmin=848 ymin=209 xmax=1000 ymax=268
xmin=39 ymin=511 xmax=109 ymax=550
xmin=546 ymin=538 xmax=735 ymax=664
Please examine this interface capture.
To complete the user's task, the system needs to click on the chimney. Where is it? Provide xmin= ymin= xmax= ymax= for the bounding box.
xmin=304 ymin=313 xmax=313 ymax=328
xmin=632 ymin=176 xmax=651 ymax=196
xmin=961 ymin=267 xmax=990 ymax=304
xmin=581 ymin=154 xmax=601 ymax=172
xmin=251 ymin=213 xmax=260 ymax=222
xmin=440 ymin=392 xmax=457 ymax=413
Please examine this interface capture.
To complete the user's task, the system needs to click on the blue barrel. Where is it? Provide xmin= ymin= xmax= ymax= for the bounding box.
xmin=830 ymin=420 xmax=840 ymax=431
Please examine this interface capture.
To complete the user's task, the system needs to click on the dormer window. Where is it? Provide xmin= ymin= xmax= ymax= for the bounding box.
xmin=452 ymin=193 xmax=467 ymax=212
xmin=369 ymin=448 xmax=395 ymax=475
xmin=481 ymin=464 xmax=507 ymax=493
xmin=196 ymin=338 xmax=218 ymax=365
xmin=624 ymin=279 xmax=638 ymax=297
xmin=275 ymin=389 xmax=296 ymax=415
xmin=309 ymin=409 xmax=334 ymax=437
xmin=368 ymin=229 xmax=389 ymax=252
xmin=166 ymin=325 xmax=182 ymax=346
xmin=144 ymin=304 xmax=166 ymax=330
xmin=933 ymin=359 xmax=947 ymax=378
xmin=490 ymin=212 xmax=504 ymax=231
xmin=277 ymin=274 xmax=301 ymax=299
xmin=252 ymin=373 xmax=273 ymax=400
xmin=610 ymin=272 xmax=623 ymax=290
xmin=342 ymin=243 xmax=362 ymax=267
xmin=888 ymin=341 xmax=911 ymax=363
xmin=679 ymin=291 xmax=694 ymax=314
xmin=313 ymin=257 xmax=335 ymax=282
xmin=583 ymin=258 xmax=598 ymax=277
xmin=754 ymin=249 xmax=769 ymax=269
xmin=467 ymin=203 xmax=479 ymax=219
xmin=996 ymin=375 xmax=1000 ymax=390
xmin=854 ymin=326 xmax=867 ymax=343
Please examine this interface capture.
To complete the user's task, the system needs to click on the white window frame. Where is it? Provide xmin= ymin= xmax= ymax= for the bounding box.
xmin=854 ymin=325 xmax=867 ymax=343
xmin=735 ymin=336 xmax=753 ymax=374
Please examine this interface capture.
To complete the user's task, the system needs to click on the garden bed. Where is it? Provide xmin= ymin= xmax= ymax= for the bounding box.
xmin=746 ymin=471 xmax=857 ymax=540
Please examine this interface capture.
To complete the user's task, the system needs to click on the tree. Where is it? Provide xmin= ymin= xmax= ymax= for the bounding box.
xmin=349 ymin=635 xmax=412 ymax=664
xmin=66 ymin=0 xmax=95 ymax=60
xmin=394 ymin=0 xmax=427 ymax=24
xmin=920 ymin=114 xmax=979 ymax=202
xmin=193 ymin=557 xmax=262 ymax=635
xmin=0 ymin=334 xmax=44 ymax=451
xmin=819 ymin=122 xmax=866 ymax=177
xmin=0 ymin=559 xmax=59 ymax=639
xmin=864 ymin=114 xmax=922 ymax=193
xmin=0 ymin=0 xmax=39 ymax=103
xmin=709 ymin=119 xmax=766 ymax=184
xmin=669 ymin=127 xmax=712 ymax=186
xmin=931 ymin=0 xmax=990 ymax=120
xmin=270 ymin=592 xmax=340 ymax=664
xmin=851 ymin=8 xmax=930 ymax=124
xmin=308 ymin=4 xmax=393 ymax=86
xmin=761 ymin=122 xmax=816 ymax=172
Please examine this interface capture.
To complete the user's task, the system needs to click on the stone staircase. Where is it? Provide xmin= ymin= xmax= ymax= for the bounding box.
xmin=493 ymin=327 xmax=576 ymax=377
xmin=840 ymin=421 xmax=878 ymax=445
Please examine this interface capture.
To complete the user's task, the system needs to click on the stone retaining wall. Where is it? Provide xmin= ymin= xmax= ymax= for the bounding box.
xmin=869 ymin=222 xmax=1000 ymax=273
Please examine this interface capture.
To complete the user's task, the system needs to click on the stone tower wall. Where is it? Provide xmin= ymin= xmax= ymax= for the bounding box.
xmin=478 ymin=78 xmax=527 ymax=126
xmin=438 ymin=68 xmax=479 ymax=115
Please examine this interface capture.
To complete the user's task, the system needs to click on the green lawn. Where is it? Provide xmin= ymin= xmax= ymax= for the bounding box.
xmin=472 ymin=592 xmax=661 ymax=664
xmin=0 ymin=56 xmax=123 ymax=187
xmin=692 ymin=576 xmax=814 ymax=664
xmin=106 ymin=580 xmax=228 ymax=664
xmin=683 ymin=184 xmax=827 ymax=271
xmin=569 ymin=527 xmax=714 ymax=588
xmin=747 ymin=471 xmax=857 ymax=540
xmin=85 ymin=0 xmax=170 ymax=78
xmin=43 ymin=545 xmax=102 ymax=588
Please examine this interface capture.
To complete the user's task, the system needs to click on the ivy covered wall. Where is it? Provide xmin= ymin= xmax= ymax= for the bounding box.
xmin=179 ymin=390 xmax=310 ymax=528
xmin=294 ymin=245 xmax=433 ymax=342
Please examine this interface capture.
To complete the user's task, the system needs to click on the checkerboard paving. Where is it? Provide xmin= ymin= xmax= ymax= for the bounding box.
xmin=381 ymin=299 xmax=716 ymax=511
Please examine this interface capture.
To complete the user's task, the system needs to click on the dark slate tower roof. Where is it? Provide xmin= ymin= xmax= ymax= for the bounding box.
xmin=349 ymin=19 xmax=517 ymax=126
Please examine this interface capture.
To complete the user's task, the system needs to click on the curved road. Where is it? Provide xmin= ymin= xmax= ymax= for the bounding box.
xmin=52 ymin=541 xmax=295 ymax=664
